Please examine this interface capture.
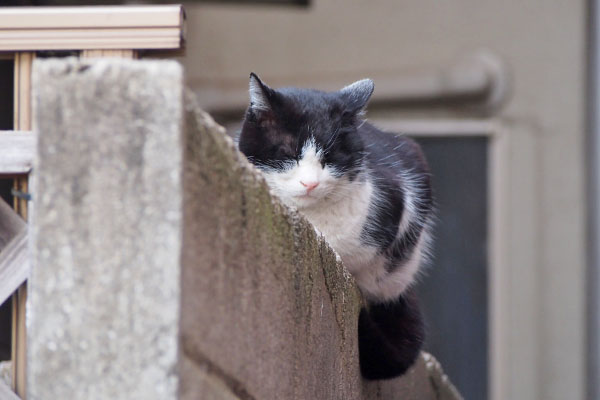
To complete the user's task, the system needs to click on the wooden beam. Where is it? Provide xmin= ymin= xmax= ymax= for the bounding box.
xmin=13 ymin=53 xmax=32 ymax=136
xmin=0 ymin=198 xmax=25 ymax=252
xmin=10 ymin=287 xmax=26 ymax=399
xmin=81 ymin=49 xmax=137 ymax=59
xmin=0 ymin=230 xmax=28 ymax=307
xmin=0 ymin=131 xmax=35 ymax=175
xmin=11 ymin=51 xmax=33 ymax=400
xmin=0 ymin=6 xmax=182 ymax=29
xmin=0 ymin=6 xmax=185 ymax=51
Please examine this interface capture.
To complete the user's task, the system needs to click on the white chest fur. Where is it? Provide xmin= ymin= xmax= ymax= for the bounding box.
xmin=260 ymin=141 xmax=425 ymax=302
xmin=297 ymin=174 xmax=428 ymax=303
xmin=299 ymin=178 xmax=378 ymax=273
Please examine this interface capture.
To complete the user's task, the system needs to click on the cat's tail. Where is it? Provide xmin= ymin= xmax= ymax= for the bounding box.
xmin=358 ymin=288 xmax=425 ymax=380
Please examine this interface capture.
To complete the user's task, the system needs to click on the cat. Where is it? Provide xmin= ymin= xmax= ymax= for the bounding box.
xmin=238 ymin=73 xmax=434 ymax=380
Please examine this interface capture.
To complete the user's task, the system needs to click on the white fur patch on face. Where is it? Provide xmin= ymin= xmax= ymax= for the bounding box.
xmin=262 ymin=138 xmax=341 ymax=209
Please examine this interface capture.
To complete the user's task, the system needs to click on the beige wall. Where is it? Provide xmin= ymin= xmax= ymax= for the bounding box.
xmin=181 ymin=1 xmax=587 ymax=399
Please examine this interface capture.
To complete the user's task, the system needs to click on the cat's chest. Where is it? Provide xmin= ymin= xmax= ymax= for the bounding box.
xmin=300 ymin=180 xmax=376 ymax=268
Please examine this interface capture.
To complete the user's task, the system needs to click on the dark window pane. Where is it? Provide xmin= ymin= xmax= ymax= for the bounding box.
xmin=0 ymin=301 xmax=11 ymax=361
xmin=0 ymin=180 xmax=13 ymax=207
xmin=0 ymin=58 xmax=14 ymax=361
xmin=415 ymin=136 xmax=488 ymax=400
xmin=0 ymin=179 xmax=14 ymax=361
xmin=0 ymin=60 xmax=13 ymax=130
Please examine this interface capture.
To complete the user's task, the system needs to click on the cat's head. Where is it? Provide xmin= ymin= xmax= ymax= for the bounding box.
xmin=238 ymin=73 xmax=374 ymax=209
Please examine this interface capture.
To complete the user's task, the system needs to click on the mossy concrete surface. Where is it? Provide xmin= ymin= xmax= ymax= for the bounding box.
xmin=180 ymin=94 xmax=462 ymax=400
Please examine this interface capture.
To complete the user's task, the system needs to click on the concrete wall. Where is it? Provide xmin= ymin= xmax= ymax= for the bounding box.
xmin=28 ymin=58 xmax=460 ymax=399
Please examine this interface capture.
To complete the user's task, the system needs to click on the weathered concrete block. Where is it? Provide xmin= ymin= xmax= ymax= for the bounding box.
xmin=29 ymin=58 xmax=183 ymax=400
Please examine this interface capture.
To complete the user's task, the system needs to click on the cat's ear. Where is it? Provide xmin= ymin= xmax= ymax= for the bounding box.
xmin=249 ymin=72 xmax=275 ymax=112
xmin=339 ymin=79 xmax=374 ymax=114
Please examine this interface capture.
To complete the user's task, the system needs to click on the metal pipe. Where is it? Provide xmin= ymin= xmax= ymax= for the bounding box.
xmin=588 ymin=1 xmax=600 ymax=398
xmin=194 ymin=51 xmax=510 ymax=114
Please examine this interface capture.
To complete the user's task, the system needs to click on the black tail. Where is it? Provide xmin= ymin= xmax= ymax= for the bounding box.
xmin=358 ymin=289 xmax=424 ymax=380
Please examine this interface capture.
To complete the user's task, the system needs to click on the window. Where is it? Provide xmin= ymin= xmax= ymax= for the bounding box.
xmin=416 ymin=136 xmax=489 ymax=400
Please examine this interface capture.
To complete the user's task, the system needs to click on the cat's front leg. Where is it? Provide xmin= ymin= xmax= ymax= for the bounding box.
xmin=358 ymin=288 xmax=424 ymax=380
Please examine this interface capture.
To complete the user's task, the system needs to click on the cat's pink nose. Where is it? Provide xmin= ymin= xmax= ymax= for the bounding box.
xmin=300 ymin=181 xmax=319 ymax=193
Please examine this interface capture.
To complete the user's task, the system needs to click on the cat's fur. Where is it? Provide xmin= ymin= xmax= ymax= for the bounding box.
xmin=238 ymin=73 xmax=434 ymax=379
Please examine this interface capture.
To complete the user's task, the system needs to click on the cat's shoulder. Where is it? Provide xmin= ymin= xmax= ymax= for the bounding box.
xmin=359 ymin=122 xmax=418 ymax=148
xmin=358 ymin=122 xmax=427 ymax=169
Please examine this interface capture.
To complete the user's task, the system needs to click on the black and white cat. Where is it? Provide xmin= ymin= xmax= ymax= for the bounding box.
xmin=238 ymin=73 xmax=434 ymax=380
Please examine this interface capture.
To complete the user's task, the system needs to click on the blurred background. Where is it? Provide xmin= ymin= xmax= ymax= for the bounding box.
xmin=1 ymin=1 xmax=595 ymax=399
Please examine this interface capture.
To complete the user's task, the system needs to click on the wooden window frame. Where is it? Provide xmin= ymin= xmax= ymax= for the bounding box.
xmin=371 ymin=118 xmax=509 ymax=400
xmin=11 ymin=51 xmax=33 ymax=400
